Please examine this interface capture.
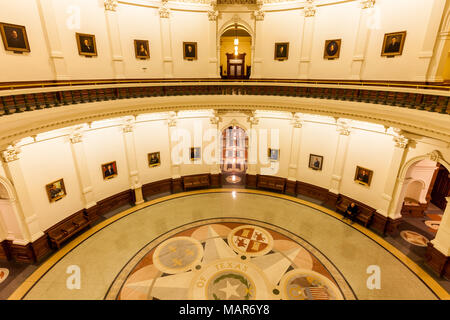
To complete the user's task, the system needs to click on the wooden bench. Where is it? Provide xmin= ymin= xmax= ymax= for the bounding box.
xmin=46 ymin=211 xmax=90 ymax=249
xmin=183 ymin=174 xmax=210 ymax=190
xmin=257 ymin=175 xmax=285 ymax=192
xmin=335 ymin=195 xmax=375 ymax=227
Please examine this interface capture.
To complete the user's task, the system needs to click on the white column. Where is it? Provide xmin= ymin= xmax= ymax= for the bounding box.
xmin=378 ymin=134 xmax=409 ymax=216
xmin=1 ymin=146 xmax=44 ymax=243
xmin=209 ymin=113 xmax=221 ymax=175
xmin=159 ymin=2 xmax=173 ymax=78
xmin=288 ymin=116 xmax=303 ymax=181
xmin=349 ymin=1 xmax=374 ymax=80
xmin=207 ymin=7 xmax=219 ymax=78
xmin=36 ymin=0 xmax=69 ymax=80
xmin=415 ymin=0 xmax=446 ymax=82
xmin=251 ymin=9 xmax=265 ymax=79
xmin=122 ymin=119 xmax=144 ymax=205
xmin=431 ymin=197 xmax=450 ymax=256
xmin=329 ymin=121 xmax=351 ymax=195
xmin=167 ymin=113 xmax=181 ymax=179
xmin=104 ymin=0 xmax=125 ymax=79
xmin=388 ymin=177 xmax=412 ymax=220
xmin=298 ymin=1 xmax=316 ymax=79
xmin=247 ymin=115 xmax=259 ymax=175
xmin=69 ymin=128 xmax=96 ymax=210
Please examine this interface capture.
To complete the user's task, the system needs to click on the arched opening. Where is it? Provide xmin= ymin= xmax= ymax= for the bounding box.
xmin=219 ymin=25 xmax=252 ymax=79
xmin=0 ymin=178 xmax=15 ymax=245
xmin=221 ymin=125 xmax=248 ymax=185
xmin=396 ymin=159 xmax=450 ymax=249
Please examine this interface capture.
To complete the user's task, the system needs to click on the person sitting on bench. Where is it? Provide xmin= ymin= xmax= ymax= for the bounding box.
xmin=342 ymin=202 xmax=358 ymax=223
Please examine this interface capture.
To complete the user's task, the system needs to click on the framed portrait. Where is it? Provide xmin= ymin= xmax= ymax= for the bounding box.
xmin=102 ymin=161 xmax=118 ymax=180
xmin=0 ymin=22 xmax=30 ymax=53
xmin=190 ymin=147 xmax=201 ymax=161
xmin=381 ymin=31 xmax=406 ymax=57
xmin=134 ymin=39 xmax=150 ymax=59
xmin=183 ymin=42 xmax=197 ymax=60
xmin=308 ymin=154 xmax=323 ymax=171
xmin=324 ymin=39 xmax=341 ymax=59
xmin=46 ymin=179 xmax=67 ymax=203
xmin=148 ymin=152 xmax=161 ymax=167
xmin=268 ymin=148 xmax=280 ymax=161
xmin=274 ymin=42 xmax=289 ymax=60
xmin=354 ymin=166 xmax=373 ymax=187
xmin=76 ymin=33 xmax=97 ymax=57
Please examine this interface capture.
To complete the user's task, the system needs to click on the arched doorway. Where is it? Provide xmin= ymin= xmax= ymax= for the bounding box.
xmin=221 ymin=125 xmax=248 ymax=186
xmin=396 ymin=159 xmax=450 ymax=249
xmin=219 ymin=25 xmax=252 ymax=79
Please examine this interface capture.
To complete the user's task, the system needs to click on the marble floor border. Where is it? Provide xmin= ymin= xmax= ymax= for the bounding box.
xmin=7 ymin=189 xmax=450 ymax=300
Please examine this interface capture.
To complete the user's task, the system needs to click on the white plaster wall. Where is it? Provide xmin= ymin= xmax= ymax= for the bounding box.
xmin=19 ymin=136 xmax=84 ymax=231
xmin=0 ymin=0 xmax=54 ymax=82
xmin=83 ymin=126 xmax=130 ymax=202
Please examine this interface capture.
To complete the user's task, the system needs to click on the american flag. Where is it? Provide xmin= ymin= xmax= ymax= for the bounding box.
xmin=307 ymin=287 xmax=329 ymax=300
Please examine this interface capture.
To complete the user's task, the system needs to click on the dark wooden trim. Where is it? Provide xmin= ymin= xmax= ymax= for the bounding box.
xmin=385 ymin=217 xmax=403 ymax=236
xmin=171 ymin=178 xmax=183 ymax=193
xmin=256 ymin=175 xmax=286 ymax=193
xmin=142 ymin=178 xmax=172 ymax=199
xmin=8 ymin=240 xmax=35 ymax=264
xmin=95 ymin=189 xmax=134 ymax=217
xmin=0 ymin=240 xmax=11 ymax=261
xmin=285 ymin=179 xmax=296 ymax=196
xmin=210 ymin=173 xmax=222 ymax=188
xmin=183 ymin=174 xmax=211 ymax=190
xmin=45 ymin=209 xmax=90 ymax=249
xmin=245 ymin=174 xmax=257 ymax=188
xmin=324 ymin=192 xmax=339 ymax=207
xmin=370 ymin=212 xmax=389 ymax=234
xmin=30 ymin=234 xmax=51 ymax=262
xmin=425 ymin=242 xmax=449 ymax=278
xmin=295 ymin=181 xmax=329 ymax=202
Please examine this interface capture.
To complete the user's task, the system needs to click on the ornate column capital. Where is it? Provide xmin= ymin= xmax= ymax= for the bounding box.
xmin=122 ymin=118 xmax=135 ymax=133
xmin=210 ymin=115 xmax=222 ymax=125
xmin=247 ymin=116 xmax=259 ymax=126
xmin=159 ymin=1 xmax=170 ymax=19
xmin=69 ymin=128 xmax=84 ymax=144
xmin=253 ymin=10 xmax=265 ymax=21
xmin=361 ymin=0 xmax=375 ymax=9
xmin=428 ymin=150 xmax=443 ymax=163
xmin=2 ymin=145 xmax=21 ymax=163
xmin=168 ymin=112 xmax=177 ymax=127
xmin=104 ymin=0 xmax=118 ymax=11
xmin=393 ymin=135 xmax=409 ymax=149
xmin=304 ymin=0 xmax=316 ymax=17
xmin=336 ymin=121 xmax=351 ymax=136
xmin=291 ymin=115 xmax=303 ymax=128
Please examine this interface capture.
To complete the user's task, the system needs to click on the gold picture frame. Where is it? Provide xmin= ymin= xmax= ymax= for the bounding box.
xmin=46 ymin=179 xmax=67 ymax=203
xmin=134 ymin=39 xmax=150 ymax=59
xmin=76 ymin=32 xmax=98 ymax=57
xmin=268 ymin=148 xmax=280 ymax=161
xmin=381 ymin=31 xmax=406 ymax=57
xmin=102 ymin=161 xmax=118 ymax=180
xmin=148 ymin=152 xmax=161 ymax=167
xmin=354 ymin=166 xmax=373 ymax=187
xmin=324 ymin=39 xmax=341 ymax=59
xmin=190 ymin=147 xmax=201 ymax=161
xmin=274 ymin=42 xmax=289 ymax=60
xmin=309 ymin=154 xmax=323 ymax=171
xmin=183 ymin=42 xmax=197 ymax=60
xmin=0 ymin=22 xmax=30 ymax=53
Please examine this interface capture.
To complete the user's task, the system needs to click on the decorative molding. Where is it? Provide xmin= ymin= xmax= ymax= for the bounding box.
xmin=2 ymin=145 xmax=21 ymax=163
xmin=253 ymin=9 xmax=265 ymax=20
xmin=361 ymin=0 xmax=375 ymax=9
xmin=104 ymin=0 xmax=118 ymax=11
xmin=247 ymin=115 xmax=259 ymax=125
xmin=168 ymin=112 xmax=177 ymax=127
xmin=210 ymin=115 xmax=222 ymax=125
xmin=122 ymin=118 xmax=135 ymax=133
xmin=69 ymin=126 xmax=84 ymax=144
xmin=393 ymin=135 xmax=409 ymax=149
xmin=336 ymin=121 xmax=351 ymax=136
xmin=304 ymin=0 xmax=316 ymax=17
xmin=159 ymin=4 xmax=170 ymax=18
xmin=291 ymin=116 xmax=303 ymax=128
xmin=208 ymin=9 xmax=219 ymax=21
xmin=428 ymin=150 xmax=443 ymax=163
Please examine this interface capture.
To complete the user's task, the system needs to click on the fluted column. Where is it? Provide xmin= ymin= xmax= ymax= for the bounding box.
xmin=209 ymin=113 xmax=221 ymax=175
xmin=378 ymin=133 xmax=409 ymax=216
xmin=69 ymin=127 xmax=96 ymax=210
xmin=167 ymin=112 xmax=181 ymax=179
xmin=251 ymin=5 xmax=265 ymax=79
xmin=288 ymin=116 xmax=303 ymax=181
xmin=122 ymin=118 xmax=143 ymax=205
xmin=159 ymin=1 xmax=173 ymax=78
xmin=207 ymin=5 xmax=219 ymax=78
xmin=104 ymin=0 xmax=125 ymax=79
xmin=247 ymin=115 xmax=259 ymax=175
xmin=329 ymin=121 xmax=351 ymax=195
xmin=298 ymin=0 xmax=316 ymax=79
xmin=431 ymin=197 xmax=450 ymax=256
xmin=1 ymin=146 xmax=43 ymax=243
xmin=349 ymin=0 xmax=375 ymax=80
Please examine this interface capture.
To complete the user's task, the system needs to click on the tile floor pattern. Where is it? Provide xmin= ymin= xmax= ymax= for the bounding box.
xmin=13 ymin=192 xmax=443 ymax=300
xmin=107 ymin=221 xmax=354 ymax=300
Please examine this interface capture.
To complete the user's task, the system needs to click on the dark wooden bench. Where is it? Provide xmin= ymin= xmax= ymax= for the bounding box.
xmin=46 ymin=211 xmax=89 ymax=249
xmin=335 ymin=195 xmax=375 ymax=227
xmin=257 ymin=175 xmax=285 ymax=192
xmin=183 ymin=174 xmax=210 ymax=190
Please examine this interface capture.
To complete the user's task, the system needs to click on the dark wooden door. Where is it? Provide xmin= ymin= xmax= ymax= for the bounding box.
xmin=226 ymin=53 xmax=246 ymax=79
xmin=431 ymin=164 xmax=450 ymax=210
